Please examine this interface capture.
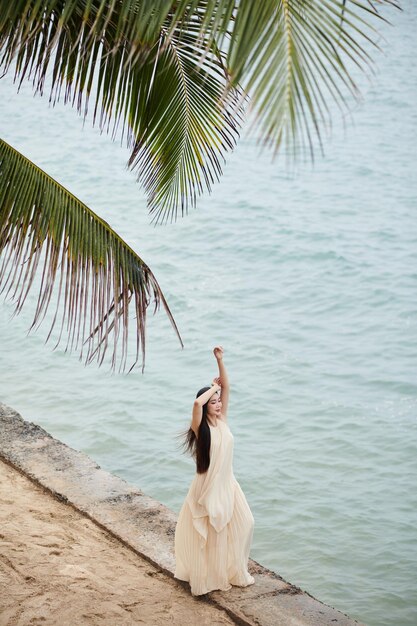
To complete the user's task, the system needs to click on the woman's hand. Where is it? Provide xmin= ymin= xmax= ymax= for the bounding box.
xmin=212 ymin=376 xmax=222 ymax=387
xmin=213 ymin=346 xmax=224 ymax=361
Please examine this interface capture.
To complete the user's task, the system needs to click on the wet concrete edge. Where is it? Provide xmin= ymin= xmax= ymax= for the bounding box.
xmin=0 ymin=403 xmax=363 ymax=626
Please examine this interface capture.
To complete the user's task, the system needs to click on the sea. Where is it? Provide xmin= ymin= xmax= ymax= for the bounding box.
xmin=0 ymin=4 xmax=416 ymax=625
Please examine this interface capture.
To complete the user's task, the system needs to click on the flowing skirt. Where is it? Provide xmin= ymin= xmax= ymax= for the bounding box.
xmin=174 ymin=481 xmax=255 ymax=596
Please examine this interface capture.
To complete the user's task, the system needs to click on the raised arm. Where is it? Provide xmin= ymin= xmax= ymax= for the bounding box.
xmin=191 ymin=383 xmax=220 ymax=436
xmin=214 ymin=346 xmax=230 ymax=419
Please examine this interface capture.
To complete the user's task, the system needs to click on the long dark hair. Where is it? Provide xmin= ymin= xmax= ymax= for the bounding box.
xmin=182 ymin=386 xmax=212 ymax=474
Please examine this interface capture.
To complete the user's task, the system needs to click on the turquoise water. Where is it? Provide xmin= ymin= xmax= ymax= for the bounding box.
xmin=1 ymin=4 xmax=416 ymax=625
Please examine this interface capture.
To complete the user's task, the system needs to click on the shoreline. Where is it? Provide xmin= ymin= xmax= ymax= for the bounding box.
xmin=0 ymin=402 xmax=363 ymax=626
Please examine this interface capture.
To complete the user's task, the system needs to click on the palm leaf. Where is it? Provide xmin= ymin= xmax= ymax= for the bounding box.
xmin=0 ymin=1 xmax=242 ymax=223
xmin=126 ymin=22 xmax=243 ymax=222
xmin=222 ymin=0 xmax=399 ymax=156
xmin=0 ymin=138 xmax=183 ymax=371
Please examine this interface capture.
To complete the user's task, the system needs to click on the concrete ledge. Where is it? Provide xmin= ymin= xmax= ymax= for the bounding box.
xmin=0 ymin=403 xmax=363 ymax=626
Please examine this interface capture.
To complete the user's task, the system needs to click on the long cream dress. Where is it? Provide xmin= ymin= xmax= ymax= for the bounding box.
xmin=174 ymin=418 xmax=255 ymax=595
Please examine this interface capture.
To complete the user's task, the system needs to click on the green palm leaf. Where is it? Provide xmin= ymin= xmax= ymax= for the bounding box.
xmin=0 ymin=138 xmax=183 ymax=371
xmin=126 ymin=23 xmax=243 ymax=222
xmin=222 ymin=0 xmax=395 ymax=156
xmin=0 ymin=1 xmax=242 ymax=222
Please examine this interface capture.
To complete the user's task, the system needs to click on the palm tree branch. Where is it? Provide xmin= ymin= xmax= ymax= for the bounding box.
xmin=219 ymin=0 xmax=398 ymax=155
xmin=0 ymin=2 xmax=243 ymax=220
xmin=125 ymin=22 xmax=243 ymax=222
xmin=0 ymin=138 xmax=183 ymax=371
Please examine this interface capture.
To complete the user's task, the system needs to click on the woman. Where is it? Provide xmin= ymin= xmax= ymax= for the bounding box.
xmin=174 ymin=346 xmax=255 ymax=595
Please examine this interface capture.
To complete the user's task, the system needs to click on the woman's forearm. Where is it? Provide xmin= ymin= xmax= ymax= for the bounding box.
xmin=194 ymin=384 xmax=220 ymax=407
xmin=217 ymin=358 xmax=229 ymax=389
xmin=214 ymin=347 xmax=230 ymax=417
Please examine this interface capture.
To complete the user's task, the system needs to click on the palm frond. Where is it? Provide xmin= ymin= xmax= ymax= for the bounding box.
xmin=0 ymin=138 xmax=183 ymax=371
xmin=0 ymin=1 xmax=243 ymax=223
xmin=222 ymin=0 xmax=400 ymax=156
xmin=126 ymin=23 xmax=244 ymax=222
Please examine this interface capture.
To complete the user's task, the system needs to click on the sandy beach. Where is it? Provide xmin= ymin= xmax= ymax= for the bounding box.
xmin=0 ymin=459 xmax=234 ymax=626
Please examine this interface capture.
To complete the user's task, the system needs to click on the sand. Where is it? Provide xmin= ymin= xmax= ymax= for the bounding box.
xmin=0 ymin=459 xmax=235 ymax=626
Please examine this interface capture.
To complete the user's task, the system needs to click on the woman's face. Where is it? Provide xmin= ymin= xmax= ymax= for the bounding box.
xmin=207 ymin=392 xmax=222 ymax=419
